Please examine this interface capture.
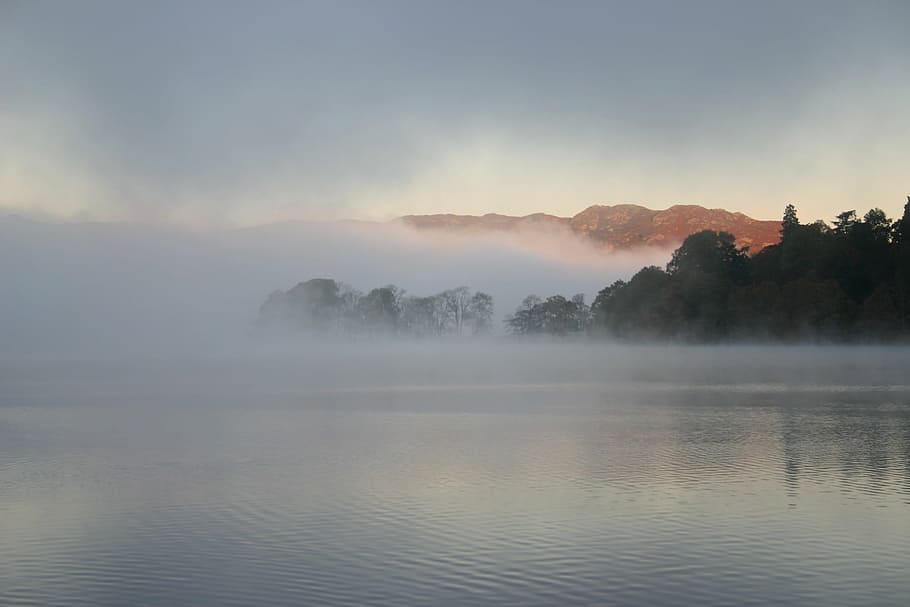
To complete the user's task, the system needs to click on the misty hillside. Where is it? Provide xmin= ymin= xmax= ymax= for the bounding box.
xmin=397 ymin=204 xmax=782 ymax=253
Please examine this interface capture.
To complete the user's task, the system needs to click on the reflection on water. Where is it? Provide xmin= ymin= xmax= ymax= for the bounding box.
xmin=1 ymin=345 xmax=909 ymax=606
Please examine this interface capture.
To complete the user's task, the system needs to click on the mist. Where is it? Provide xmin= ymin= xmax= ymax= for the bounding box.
xmin=5 ymin=4 xmax=910 ymax=605
xmin=0 ymin=216 xmax=671 ymax=358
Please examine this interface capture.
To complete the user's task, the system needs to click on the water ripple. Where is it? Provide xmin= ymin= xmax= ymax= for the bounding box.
xmin=2 ymin=356 xmax=910 ymax=606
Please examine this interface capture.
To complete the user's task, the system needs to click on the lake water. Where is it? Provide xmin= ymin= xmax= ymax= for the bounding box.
xmin=2 ymin=345 xmax=909 ymax=606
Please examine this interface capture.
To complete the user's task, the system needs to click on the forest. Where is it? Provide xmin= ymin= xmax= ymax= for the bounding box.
xmin=509 ymin=197 xmax=910 ymax=341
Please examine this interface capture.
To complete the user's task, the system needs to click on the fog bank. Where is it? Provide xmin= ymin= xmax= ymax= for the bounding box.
xmin=1 ymin=217 xmax=670 ymax=357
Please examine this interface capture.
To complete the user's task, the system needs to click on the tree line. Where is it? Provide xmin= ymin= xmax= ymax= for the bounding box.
xmin=575 ymin=197 xmax=910 ymax=341
xmin=263 ymin=197 xmax=910 ymax=342
xmin=259 ymin=279 xmax=494 ymax=338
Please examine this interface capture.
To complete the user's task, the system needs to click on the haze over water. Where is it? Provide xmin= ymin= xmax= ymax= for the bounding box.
xmin=2 ymin=345 xmax=908 ymax=606
xmin=4 ymin=2 xmax=910 ymax=605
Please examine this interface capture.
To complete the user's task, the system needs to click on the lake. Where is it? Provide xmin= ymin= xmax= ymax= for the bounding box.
xmin=1 ymin=344 xmax=909 ymax=606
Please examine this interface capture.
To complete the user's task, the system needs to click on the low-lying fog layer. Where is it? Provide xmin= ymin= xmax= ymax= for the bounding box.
xmin=1 ymin=217 xmax=670 ymax=357
xmin=4 ymin=343 xmax=910 ymax=406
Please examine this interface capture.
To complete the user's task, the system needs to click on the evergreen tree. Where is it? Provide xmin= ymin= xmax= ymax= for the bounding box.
xmin=833 ymin=210 xmax=857 ymax=235
xmin=895 ymin=197 xmax=910 ymax=330
xmin=892 ymin=196 xmax=910 ymax=246
xmin=781 ymin=204 xmax=799 ymax=240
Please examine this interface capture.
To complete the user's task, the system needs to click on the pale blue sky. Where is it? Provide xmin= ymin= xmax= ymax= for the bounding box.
xmin=1 ymin=0 xmax=908 ymax=225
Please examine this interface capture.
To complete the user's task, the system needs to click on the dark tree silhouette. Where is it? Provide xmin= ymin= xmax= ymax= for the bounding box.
xmin=833 ymin=210 xmax=857 ymax=235
xmin=505 ymin=294 xmax=588 ymax=337
xmin=590 ymin=199 xmax=910 ymax=341
xmin=782 ymin=203 xmax=799 ymax=239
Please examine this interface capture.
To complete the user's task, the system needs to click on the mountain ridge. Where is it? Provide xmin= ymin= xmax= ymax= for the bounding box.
xmin=1 ymin=203 xmax=783 ymax=253
xmin=396 ymin=203 xmax=781 ymax=253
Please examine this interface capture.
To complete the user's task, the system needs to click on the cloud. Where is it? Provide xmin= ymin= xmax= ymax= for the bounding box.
xmin=1 ymin=1 xmax=909 ymax=224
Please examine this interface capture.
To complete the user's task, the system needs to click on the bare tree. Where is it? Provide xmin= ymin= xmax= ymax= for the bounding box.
xmin=439 ymin=287 xmax=471 ymax=335
xmin=467 ymin=292 xmax=494 ymax=335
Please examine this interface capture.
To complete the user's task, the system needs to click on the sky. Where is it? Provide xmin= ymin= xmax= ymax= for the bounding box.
xmin=2 ymin=0 xmax=909 ymax=226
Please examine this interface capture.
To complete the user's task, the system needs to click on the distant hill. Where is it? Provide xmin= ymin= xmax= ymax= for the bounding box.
xmin=396 ymin=204 xmax=781 ymax=253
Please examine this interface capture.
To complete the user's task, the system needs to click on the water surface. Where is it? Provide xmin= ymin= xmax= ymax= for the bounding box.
xmin=2 ymin=345 xmax=909 ymax=606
